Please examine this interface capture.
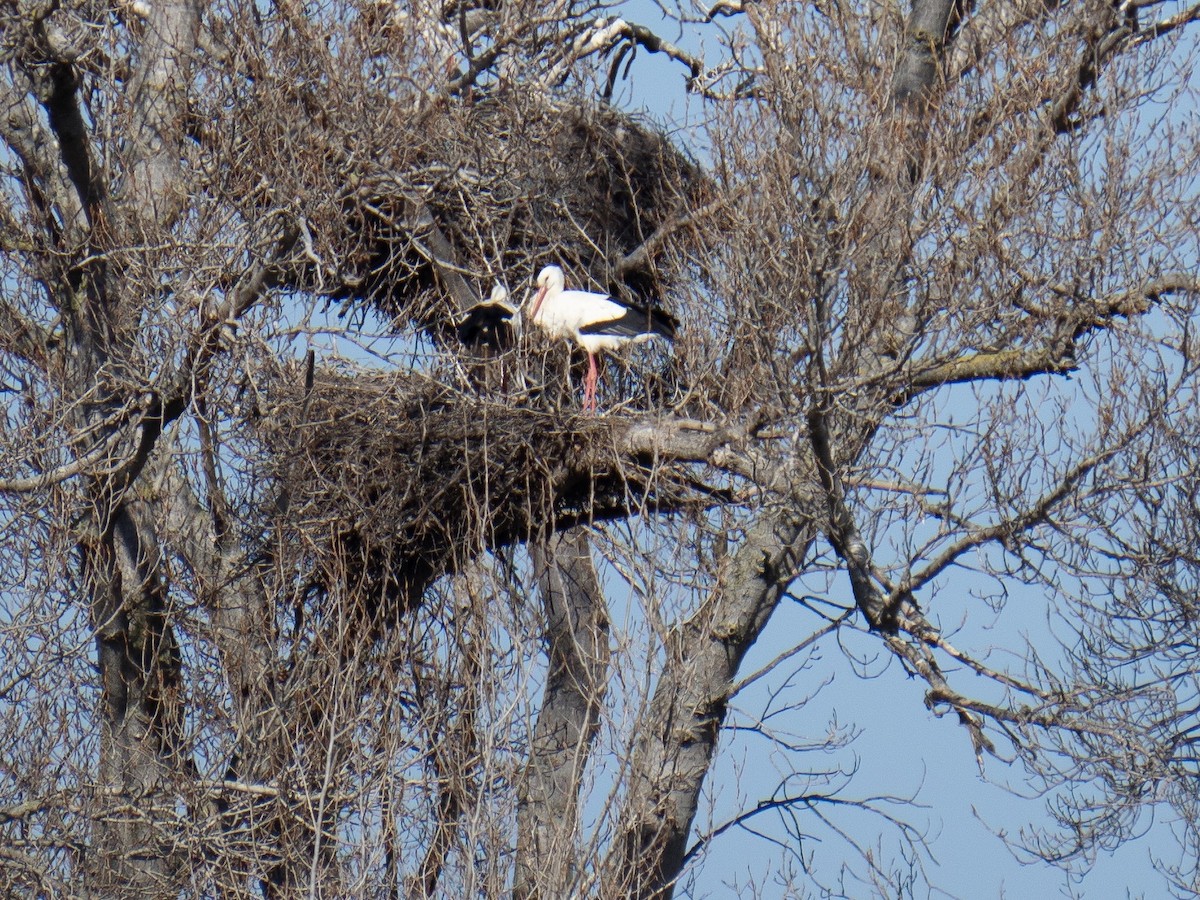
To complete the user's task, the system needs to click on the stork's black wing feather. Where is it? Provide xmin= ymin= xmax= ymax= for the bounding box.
xmin=458 ymin=301 xmax=517 ymax=351
xmin=578 ymin=301 xmax=678 ymax=341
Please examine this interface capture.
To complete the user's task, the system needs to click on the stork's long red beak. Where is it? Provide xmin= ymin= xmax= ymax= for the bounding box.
xmin=530 ymin=285 xmax=547 ymax=320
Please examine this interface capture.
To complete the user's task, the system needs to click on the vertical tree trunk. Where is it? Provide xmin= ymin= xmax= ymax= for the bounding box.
xmin=515 ymin=530 xmax=610 ymax=899
xmin=86 ymin=499 xmax=185 ymax=898
xmin=74 ymin=0 xmax=201 ymax=890
xmin=892 ymin=0 xmax=962 ymax=108
xmin=602 ymin=512 xmax=815 ymax=899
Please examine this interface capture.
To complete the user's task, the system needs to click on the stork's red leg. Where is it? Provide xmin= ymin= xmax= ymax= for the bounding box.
xmin=585 ymin=353 xmax=598 ymax=413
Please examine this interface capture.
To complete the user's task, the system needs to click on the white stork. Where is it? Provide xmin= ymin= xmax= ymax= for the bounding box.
xmin=529 ymin=265 xmax=677 ymax=413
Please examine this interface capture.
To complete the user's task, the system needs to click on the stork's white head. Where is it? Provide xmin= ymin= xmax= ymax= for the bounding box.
xmin=536 ymin=265 xmax=565 ymax=291
xmin=531 ymin=265 xmax=565 ymax=320
xmin=486 ymin=282 xmax=519 ymax=333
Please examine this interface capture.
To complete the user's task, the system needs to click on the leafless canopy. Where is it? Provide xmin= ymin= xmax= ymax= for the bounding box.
xmin=2 ymin=0 xmax=1200 ymax=897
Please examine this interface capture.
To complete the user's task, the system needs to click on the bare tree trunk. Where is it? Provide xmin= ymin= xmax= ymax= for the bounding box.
xmin=155 ymin=459 xmax=296 ymax=893
xmin=603 ymin=510 xmax=816 ymax=898
xmin=892 ymin=0 xmax=962 ymax=107
xmin=515 ymin=530 xmax=610 ymax=899
xmin=69 ymin=0 xmax=201 ymax=886
xmin=86 ymin=499 xmax=185 ymax=898
xmin=589 ymin=4 xmax=971 ymax=894
xmin=409 ymin=571 xmax=486 ymax=900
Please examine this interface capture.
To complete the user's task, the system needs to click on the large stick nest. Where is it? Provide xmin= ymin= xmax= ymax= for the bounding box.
xmin=258 ymin=363 xmax=693 ymax=619
xmin=280 ymin=91 xmax=705 ymax=329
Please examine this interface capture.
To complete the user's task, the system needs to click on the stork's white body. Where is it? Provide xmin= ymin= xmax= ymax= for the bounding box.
xmin=528 ymin=265 xmax=676 ymax=412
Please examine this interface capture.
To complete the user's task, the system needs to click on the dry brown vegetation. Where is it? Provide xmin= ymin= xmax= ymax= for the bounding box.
xmin=2 ymin=0 xmax=1200 ymax=897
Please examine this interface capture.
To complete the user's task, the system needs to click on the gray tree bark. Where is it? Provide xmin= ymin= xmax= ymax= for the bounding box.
xmin=602 ymin=509 xmax=816 ymax=898
xmin=515 ymin=530 xmax=611 ymax=899
xmin=86 ymin=501 xmax=186 ymax=897
xmin=1 ymin=0 xmax=1190 ymax=894
xmin=892 ymin=0 xmax=961 ymax=108
xmin=46 ymin=0 xmax=203 ymax=893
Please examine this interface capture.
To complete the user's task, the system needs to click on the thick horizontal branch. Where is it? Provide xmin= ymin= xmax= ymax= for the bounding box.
xmin=910 ymin=346 xmax=1076 ymax=389
xmin=1131 ymin=1 xmax=1200 ymax=45
xmin=615 ymin=412 xmax=765 ymax=478
xmin=1089 ymin=274 xmax=1200 ymax=323
xmin=0 ymin=778 xmax=360 ymax=825
xmin=910 ymin=625 xmax=1057 ymax=702
xmin=0 ymin=420 xmax=131 ymax=493
xmin=705 ymin=0 xmax=746 ymax=20
xmin=910 ymin=274 xmax=1200 ymax=391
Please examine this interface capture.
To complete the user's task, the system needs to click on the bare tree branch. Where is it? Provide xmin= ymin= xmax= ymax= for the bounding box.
xmin=2 ymin=2 xmax=1199 ymax=896
xmin=0 ymin=73 xmax=87 ymax=245
xmin=910 ymin=275 xmax=1200 ymax=391
xmin=1132 ymin=1 xmax=1200 ymax=44
xmin=949 ymin=0 xmax=1067 ymax=80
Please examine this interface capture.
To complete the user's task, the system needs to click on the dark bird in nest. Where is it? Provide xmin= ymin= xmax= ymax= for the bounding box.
xmin=457 ymin=284 xmax=519 ymax=353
